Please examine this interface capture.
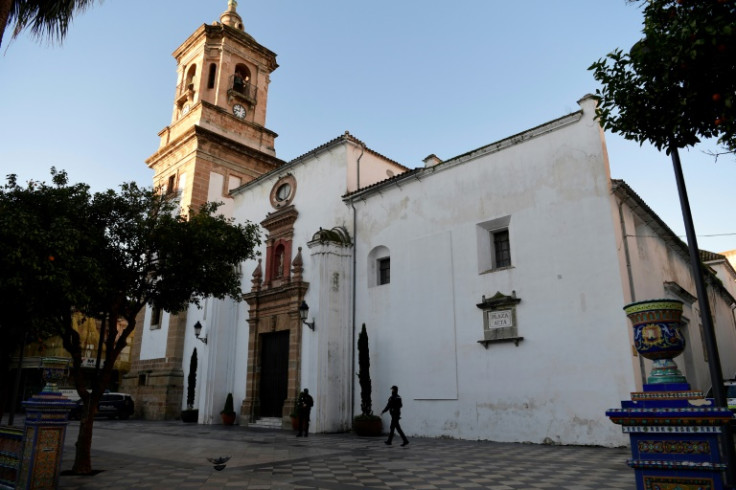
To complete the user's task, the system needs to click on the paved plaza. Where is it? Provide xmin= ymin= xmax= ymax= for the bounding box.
xmin=55 ymin=419 xmax=634 ymax=489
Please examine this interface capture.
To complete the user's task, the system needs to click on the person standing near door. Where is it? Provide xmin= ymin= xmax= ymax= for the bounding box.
xmin=382 ymin=385 xmax=409 ymax=446
xmin=296 ymin=388 xmax=314 ymax=437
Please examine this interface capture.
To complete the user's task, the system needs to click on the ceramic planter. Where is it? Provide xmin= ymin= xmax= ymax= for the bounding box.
xmin=624 ymin=299 xmax=687 ymax=384
xmin=40 ymin=357 xmax=70 ymax=393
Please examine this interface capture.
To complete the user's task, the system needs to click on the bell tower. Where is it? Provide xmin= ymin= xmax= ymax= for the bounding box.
xmin=123 ymin=1 xmax=284 ymax=421
xmin=147 ymin=0 xmax=283 ymax=212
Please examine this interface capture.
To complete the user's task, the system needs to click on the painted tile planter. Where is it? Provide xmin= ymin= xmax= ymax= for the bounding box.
xmin=610 ymin=300 xmax=733 ymax=490
xmin=624 ymin=299 xmax=686 ymax=384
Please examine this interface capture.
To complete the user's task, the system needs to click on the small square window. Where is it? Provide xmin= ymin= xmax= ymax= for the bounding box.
xmin=476 ymin=216 xmax=512 ymax=273
xmin=378 ymin=257 xmax=390 ymax=285
xmin=492 ymin=229 xmax=511 ymax=268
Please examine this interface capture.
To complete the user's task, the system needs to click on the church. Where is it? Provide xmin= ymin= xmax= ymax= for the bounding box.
xmin=121 ymin=2 xmax=736 ymax=447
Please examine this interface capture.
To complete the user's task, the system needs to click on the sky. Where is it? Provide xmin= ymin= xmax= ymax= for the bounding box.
xmin=1 ymin=1 xmax=734 ymax=253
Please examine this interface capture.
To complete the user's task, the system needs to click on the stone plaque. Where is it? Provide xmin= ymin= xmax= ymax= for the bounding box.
xmin=487 ymin=309 xmax=513 ymax=329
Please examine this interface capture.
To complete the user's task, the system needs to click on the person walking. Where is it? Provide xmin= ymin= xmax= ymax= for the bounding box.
xmin=296 ymin=388 xmax=314 ymax=437
xmin=381 ymin=385 xmax=409 ymax=446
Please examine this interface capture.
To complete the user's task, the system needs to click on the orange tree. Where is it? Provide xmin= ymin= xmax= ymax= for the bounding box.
xmin=0 ymin=170 xmax=97 ymax=420
xmin=590 ymin=0 xmax=736 ymax=153
xmin=0 ymin=169 xmax=260 ymax=473
xmin=589 ymin=0 xmax=736 ymax=481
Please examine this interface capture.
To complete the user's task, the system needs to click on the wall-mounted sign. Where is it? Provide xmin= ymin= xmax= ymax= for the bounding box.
xmin=487 ymin=309 xmax=513 ymax=329
xmin=476 ymin=291 xmax=523 ymax=347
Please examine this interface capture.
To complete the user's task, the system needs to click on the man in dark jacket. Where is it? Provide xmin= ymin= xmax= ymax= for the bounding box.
xmin=296 ymin=388 xmax=314 ymax=437
xmin=381 ymin=385 xmax=409 ymax=446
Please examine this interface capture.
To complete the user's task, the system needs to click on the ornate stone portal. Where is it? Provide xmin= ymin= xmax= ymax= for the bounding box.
xmin=241 ymin=202 xmax=308 ymax=426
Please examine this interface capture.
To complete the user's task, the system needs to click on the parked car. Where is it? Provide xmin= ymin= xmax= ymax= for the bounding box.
xmin=69 ymin=392 xmax=134 ymax=420
xmin=726 ymin=380 xmax=736 ymax=414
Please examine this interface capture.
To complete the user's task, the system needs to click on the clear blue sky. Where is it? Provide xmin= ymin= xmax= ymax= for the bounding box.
xmin=1 ymin=1 xmax=734 ymax=253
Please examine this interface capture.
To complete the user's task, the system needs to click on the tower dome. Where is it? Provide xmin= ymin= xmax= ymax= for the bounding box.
xmin=219 ymin=0 xmax=244 ymax=30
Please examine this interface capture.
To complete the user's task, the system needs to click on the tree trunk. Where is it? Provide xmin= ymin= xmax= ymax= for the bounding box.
xmin=72 ymin=402 xmax=96 ymax=474
xmin=69 ymin=310 xmax=126 ymax=474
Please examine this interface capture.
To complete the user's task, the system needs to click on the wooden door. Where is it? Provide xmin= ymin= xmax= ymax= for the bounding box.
xmin=259 ymin=330 xmax=289 ymax=417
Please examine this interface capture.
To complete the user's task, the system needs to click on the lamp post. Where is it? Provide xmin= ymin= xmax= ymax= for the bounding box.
xmin=299 ymin=301 xmax=315 ymax=330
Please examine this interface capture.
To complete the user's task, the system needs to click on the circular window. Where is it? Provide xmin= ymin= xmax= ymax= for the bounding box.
xmin=269 ymin=175 xmax=297 ymax=208
xmin=276 ymin=183 xmax=291 ymax=202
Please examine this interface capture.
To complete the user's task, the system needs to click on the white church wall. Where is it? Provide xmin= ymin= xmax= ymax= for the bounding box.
xmin=177 ymin=297 xmax=246 ymax=425
xmin=351 ymin=98 xmax=634 ymax=446
xmin=711 ymin=296 xmax=736 ymax=381
xmin=707 ymin=259 xmax=736 ymax=312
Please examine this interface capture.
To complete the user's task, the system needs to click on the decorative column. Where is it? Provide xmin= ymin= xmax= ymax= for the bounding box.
xmin=607 ymin=300 xmax=733 ymax=490
xmin=16 ymin=357 xmax=76 ymax=490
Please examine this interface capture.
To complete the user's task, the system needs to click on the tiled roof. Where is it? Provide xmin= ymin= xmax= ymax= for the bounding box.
xmin=289 ymin=131 xmax=408 ymax=171
xmin=700 ymin=250 xmax=726 ymax=262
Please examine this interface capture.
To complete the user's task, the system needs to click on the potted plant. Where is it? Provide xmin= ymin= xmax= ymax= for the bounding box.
xmin=181 ymin=349 xmax=199 ymax=423
xmin=221 ymin=392 xmax=236 ymax=425
xmin=353 ymin=324 xmax=383 ymax=436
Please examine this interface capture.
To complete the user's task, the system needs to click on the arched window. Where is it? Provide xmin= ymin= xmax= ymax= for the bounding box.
xmin=185 ymin=65 xmax=197 ymax=90
xmin=207 ymin=63 xmax=216 ymax=89
xmin=232 ymin=64 xmax=251 ymax=94
xmin=368 ymin=245 xmax=391 ymax=287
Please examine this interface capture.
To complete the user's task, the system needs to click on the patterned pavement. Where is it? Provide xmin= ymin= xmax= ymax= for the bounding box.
xmin=57 ymin=419 xmax=634 ymax=489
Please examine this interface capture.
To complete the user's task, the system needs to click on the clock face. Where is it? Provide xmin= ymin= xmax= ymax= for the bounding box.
xmin=233 ymin=104 xmax=246 ymax=119
xmin=181 ymin=104 xmax=190 ymax=116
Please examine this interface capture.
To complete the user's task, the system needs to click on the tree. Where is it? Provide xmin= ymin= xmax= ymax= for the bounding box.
xmin=356 ymin=323 xmax=376 ymax=418
xmin=0 ymin=0 xmax=100 ymax=49
xmin=0 ymin=170 xmax=261 ymax=474
xmin=353 ymin=324 xmax=382 ymax=436
xmin=589 ymin=0 xmax=736 ymax=481
xmin=187 ymin=349 xmax=197 ymax=409
xmin=590 ymin=0 xmax=736 ymax=153
xmin=0 ymin=170 xmax=98 ymax=421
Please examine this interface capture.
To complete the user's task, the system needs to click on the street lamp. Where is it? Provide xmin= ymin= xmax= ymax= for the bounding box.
xmin=299 ymin=301 xmax=315 ymax=330
xmin=193 ymin=321 xmax=207 ymax=344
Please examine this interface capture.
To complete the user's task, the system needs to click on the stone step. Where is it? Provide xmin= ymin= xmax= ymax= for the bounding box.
xmin=249 ymin=417 xmax=284 ymax=429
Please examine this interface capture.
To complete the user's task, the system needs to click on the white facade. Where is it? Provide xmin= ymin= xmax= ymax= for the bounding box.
xmin=134 ymin=90 xmax=736 ymax=446
xmin=133 ymin=84 xmax=736 ymax=444
xmin=346 ymin=96 xmax=635 ymax=445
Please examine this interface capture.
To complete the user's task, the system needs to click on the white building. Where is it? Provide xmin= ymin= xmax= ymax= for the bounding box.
xmin=123 ymin=2 xmax=736 ymax=447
